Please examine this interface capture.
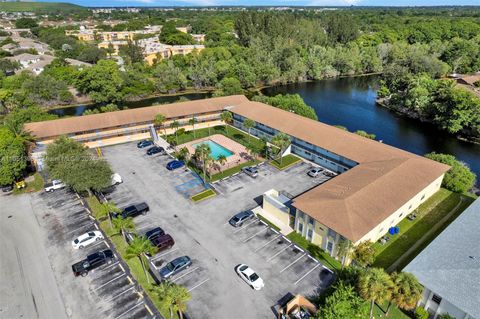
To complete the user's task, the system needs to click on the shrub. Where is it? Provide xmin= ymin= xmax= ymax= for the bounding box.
xmin=425 ymin=152 xmax=476 ymax=193
xmin=414 ymin=307 xmax=429 ymax=319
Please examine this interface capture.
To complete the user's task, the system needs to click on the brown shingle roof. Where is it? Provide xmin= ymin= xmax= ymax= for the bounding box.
xmin=231 ymin=101 xmax=449 ymax=242
xmin=24 ymin=95 xmax=248 ymax=139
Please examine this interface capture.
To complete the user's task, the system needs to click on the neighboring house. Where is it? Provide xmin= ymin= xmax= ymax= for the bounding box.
xmin=456 ymin=74 xmax=480 ymax=87
xmin=25 ymin=96 xmax=449 ymax=261
xmin=64 ymin=58 xmax=92 ymax=69
xmin=191 ymin=34 xmax=206 ymax=43
xmin=404 ymin=198 xmax=479 ymax=319
xmin=6 ymin=53 xmax=54 ymax=75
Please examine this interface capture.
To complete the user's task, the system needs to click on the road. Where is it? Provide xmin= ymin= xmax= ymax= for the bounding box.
xmin=0 ymin=194 xmax=68 ymax=319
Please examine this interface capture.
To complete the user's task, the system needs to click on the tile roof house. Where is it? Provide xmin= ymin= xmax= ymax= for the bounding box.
xmin=404 ymin=198 xmax=479 ymax=319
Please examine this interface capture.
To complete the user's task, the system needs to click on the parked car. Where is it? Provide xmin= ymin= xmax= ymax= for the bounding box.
xmin=242 ymin=166 xmax=259 ymax=178
xmin=148 ymin=234 xmax=175 ymax=255
xmin=236 ymin=264 xmax=264 ymax=290
xmin=307 ymin=167 xmax=323 ymax=177
xmin=323 ymin=171 xmax=336 ymax=177
xmin=159 ymin=256 xmax=192 ymax=279
xmin=71 ymin=249 xmax=115 ymax=277
xmin=1 ymin=184 xmax=13 ymax=193
xmin=229 ymin=211 xmax=255 ymax=227
xmin=72 ymin=231 xmax=104 ymax=249
xmin=111 ymin=173 xmax=123 ymax=186
xmin=137 ymin=140 xmax=153 ymax=148
xmin=44 ymin=180 xmax=65 ymax=192
xmin=166 ymin=160 xmax=185 ymax=170
xmin=145 ymin=227 xmax=165 ymax=239
xmin=111 ymin=202 xmax=149 ymax=219
xmin=147 ymin=146 xmax=165 ymax=155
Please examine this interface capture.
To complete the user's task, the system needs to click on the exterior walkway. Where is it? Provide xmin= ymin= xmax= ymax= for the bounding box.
xmin=252 ymin=206 xmax=293 ymax=235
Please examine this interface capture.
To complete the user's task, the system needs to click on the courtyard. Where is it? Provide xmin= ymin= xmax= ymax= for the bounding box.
xmin=101 ymin=141 xmax=334 ymax=319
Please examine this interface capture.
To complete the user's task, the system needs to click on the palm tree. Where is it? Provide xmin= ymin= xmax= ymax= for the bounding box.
xmin=112 ymin=216 xmax=135 ymax=243
xmin=125 ymin=237 xmax=157 ymax=284
xmin=246 ymin=143 xmax=262 ymax=160
xmin=153 ymin=282 xmax=191 ymax=319
xmin=216 ymin=154 xmax=227 ymax=172
xmin=194 ymin=144 xmax=212 ymax=184
xmin=271 ymin=132 xmax=291 ymax=165
xmin=154 ymin=113 xmax=166 ymax=137
xmin=243 ymin=118 xmax=255 ymax=142
xmin=220 ymin=111 xmax=233 ymax=135
xmin=188 ymin=116 xmax=197 ymax=138
xmin=387 ymin=272 xmax=423 ymax=315
xmin=100 ymin=201 xmax=120 ymax=229
xmin=352 ymin=240 xmax=375 ymax=267
xmin=177 ymin=146 xmax=190 ymax=162
xmin=170 ymin=120 xmax=180 ymax=144
xmin=336 ymin=239 xmax=352 ymax=270
xmin=358 ymin=268 xmax=394 ymax=319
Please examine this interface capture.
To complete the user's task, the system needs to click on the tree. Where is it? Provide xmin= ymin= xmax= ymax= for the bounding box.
xmin=112 ymin=217 xmax=135 ymax=243
xmin=100 ymin=201 xmax=120 ymax=229
xmin=216 ymin=154 xmax=227 ymax=171
xmin=425 ymin=152 xmax=476 ymax=193
xmin=271 ymin=132 xmax=291 ymax=165
xmin=414 ymin=307 xmax=429 ymax=319
xmin=153 ymin=61 xmax=187 ymax=93
xmin=220 ymin=111 xmax=233 ymax=135
xmin=125 ymin=237 xmax=156 ymax=283
xmin=154 ymin=282 xmax=191 ymax=319
xmin=243 ymin=118 xmax=255 ymax=142
xmin=354 ymin=130 xmax=376 ymax=140
xmin=252 ymin=94 xmax=318 ymax=121
xmin=45 ymin=137 xmax=113 ymax=195
xmin=387 ymin=272 xmax=423 ymax=315
xmin=246 ymin=143 xmax=262 ymax=161
xmin=119 ymin=40 xmax=144 ymax=64
xmin=170 ymin=121 xmax=180 ymax=145
xmin=337 ymin=239 xmax=352 ymax=270
xmin=154 ymin=113 xmax=166 ymax=137
xmin=213 ymin=77 xmax=243 ymax=97
xmin=177 ymin=147 xmax=190 ymax=162
xmin=15 ymin=18 xmax=38 ymax=29
xmin=3 ymin=106 xmax=56 ymax=138
xmin=358 ymin=268 xmax=394 ymax=319
xmin=317 ymin=281 xmax=369 ymax=319
xmin=352 ymin=241 xmax=375 ymax=267
xmin=188 ymin=116 xmax=197 ymax=138
xmin=0 ymin=127 xmax=26 ymax=185
xmin=194 ymin=143 xmax=212 ymax=184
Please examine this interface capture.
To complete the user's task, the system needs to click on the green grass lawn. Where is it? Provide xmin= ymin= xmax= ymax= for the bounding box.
xmin=373 ymin=188 xmax=475 ymax=270
xmin=191 ymin=188 xmax=216 ymax=202
xmin=86 ymin=196 xmax=176 ymax=319
xmin=374 ymin=301 xmax=412 ymax=319
xmin=210 ymin=159 xmax=261 ymax=182
xmin=270 ymin=154 xmax=302 ymax=170
xmin=13 ymin=173 xmax=44 ymax=194
xmin=286 ymin=232 xmax=342 ymax=271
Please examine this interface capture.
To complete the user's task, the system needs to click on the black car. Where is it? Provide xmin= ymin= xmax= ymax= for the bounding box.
xmin=145 ymin=227 xmax=165 ymax=239
xmin=146 ymin=146 xmax=165 ymax=155
xmin=71 ymin=249 xmax=115 ymax=277
xmin=111 ymin=202 xmax=149 ymax=219
xmin=137 ymin=140 xmax=153 ymax=148
xmin=229 ymin=211 xmax=255 ymax=227
xmin=1 ymin=185 xmax=13 ymax=193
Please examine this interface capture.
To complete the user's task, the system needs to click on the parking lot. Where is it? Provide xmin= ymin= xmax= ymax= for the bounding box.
xmin=102 ymin=142 xmax=335 ymax=319
xmin=29 ymin=188 xmax=155 ymax=319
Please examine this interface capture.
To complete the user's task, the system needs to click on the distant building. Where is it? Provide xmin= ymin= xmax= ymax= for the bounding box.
xmin=191 ymin=34 xmax=206 ymax=43
xmin=405 ymin=198 xmax=480 ymax=319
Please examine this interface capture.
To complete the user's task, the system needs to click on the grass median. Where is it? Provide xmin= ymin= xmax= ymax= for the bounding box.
xmin=191 ymin=188 xmax=216 ymax=202
xmin=270 ymin=154 xmax=301 ymax=170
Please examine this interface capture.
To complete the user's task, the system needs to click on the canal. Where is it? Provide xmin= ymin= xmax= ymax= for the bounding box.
xmin=51 ymin=76 xmax=479 ymax=181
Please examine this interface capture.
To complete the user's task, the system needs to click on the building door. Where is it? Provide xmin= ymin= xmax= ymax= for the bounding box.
xmin=306 ymin=228 xmax=313 ymax=242
xmin=326 ymin=240 xmax=334 ymax=256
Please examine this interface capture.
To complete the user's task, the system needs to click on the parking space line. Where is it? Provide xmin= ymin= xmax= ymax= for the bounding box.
xmin=187 ymin=278 xmax=210 ymax=292
xmin=65 ymin=222 xmax=95 ymax=235
xmin=93 ymin=273 xmax=126 ymax=291
xmin=105 ymin=286 xmax=135 ymax=303
xmin=266 ymin=243 xmax=292 ymax=262
xmin=233 ymin=218 xmax=258 ymax=234
xmin=280 ymin=253 xmax=306 ymax=273
xmin=150 ymin=248 xmax=179 ymax=261
xmin=81 ymin=240 xmax=106 ymax=250
xmin=292 ymin=245 xmax=304 ymax=253
xmin=243 ymin=226 xmax=268 ymax=243
xmin=294 ymin=263 xmax=321 ymax=285
xmin=99 ymin=261 xmax=120 ymax=271
xmin=113 ymin=301 xmax=144 ymax=319
xmin=171 ymin=267 xmax=199 ymax=282
xmin=254 ymin=234 xmax=282 ymax=252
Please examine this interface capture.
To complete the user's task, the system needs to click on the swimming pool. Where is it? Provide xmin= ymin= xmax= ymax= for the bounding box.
xmin=193 ymin=140 xmax=234 ymax=160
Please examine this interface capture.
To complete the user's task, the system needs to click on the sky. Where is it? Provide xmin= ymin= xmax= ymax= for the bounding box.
xmin=40 ymin=0 xmax=480 ymax=7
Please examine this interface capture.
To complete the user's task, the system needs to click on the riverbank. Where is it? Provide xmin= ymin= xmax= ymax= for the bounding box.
xmin=376 ymin=98 xmax=480 ymax=145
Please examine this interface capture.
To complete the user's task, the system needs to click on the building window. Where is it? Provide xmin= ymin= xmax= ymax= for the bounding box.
xmin=298 ymin=223 xmax=303 ymax=234
xmin=307 ymin=229 xmax=313 ymax=241
xmin=431 ymin=294 xmax=442 ymax=304
xmin=379 ymin=228 xmax=384 ymax=233
xmin=298 ymin=211 xmax=304 ymax=219
xmin=308 ymin=217 xmax=314 ymax=225
xmin=421 ymin=194 xmax=426 ymax=201
xmin=399 ymin=213 xmax=403 ymax=218
xmin=408 ymin=204 xmax=412 ymax=210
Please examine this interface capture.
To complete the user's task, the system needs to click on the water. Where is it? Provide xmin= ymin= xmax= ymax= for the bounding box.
xmin=50 ymin=92 xmax=212 ymax=117
xmin=193 ymin=140 xmax=233 ymax=160
xmin=262 ymin=76 xmax=480 ymax=183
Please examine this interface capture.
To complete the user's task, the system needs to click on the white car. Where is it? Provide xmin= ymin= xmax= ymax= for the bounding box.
xmin=72 ymin=231 xmax=104 ymax=249
xmin=236 ymin=264 xmax=264 ymax=290
xmin=307 ymin=167 xmax=323 ymax=177
xmin=111 ymin=173 xmax=123 ymax=186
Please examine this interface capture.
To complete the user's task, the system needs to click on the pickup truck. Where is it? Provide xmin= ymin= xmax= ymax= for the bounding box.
xmin=110 ymin=202 xmax=149 ymax=219
xmin=44 ymin=180 xmax=65 ymax=192
xmin=72 ymin=249 xmax=115 ymax=277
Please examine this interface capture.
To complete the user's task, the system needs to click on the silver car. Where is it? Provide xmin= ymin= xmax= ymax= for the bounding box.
xmin=242 ymin=166 xmax=259 ymax=178
xmin=307 ymin=167 xmax=323 ymax=177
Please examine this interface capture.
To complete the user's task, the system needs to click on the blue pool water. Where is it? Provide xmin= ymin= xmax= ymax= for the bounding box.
xmin=193 ymin=140 xmax=233 ymax=160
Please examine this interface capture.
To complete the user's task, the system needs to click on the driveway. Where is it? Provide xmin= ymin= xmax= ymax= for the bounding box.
xmin=102 ymin=142 xmax=334 ymax=319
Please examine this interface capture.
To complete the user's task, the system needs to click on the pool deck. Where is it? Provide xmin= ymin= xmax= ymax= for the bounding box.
xmin=179 ymin=134 xmax=252 ymax=173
